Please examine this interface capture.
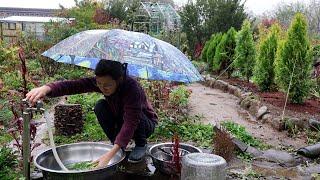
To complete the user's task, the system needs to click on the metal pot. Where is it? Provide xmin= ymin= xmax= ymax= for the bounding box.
xmin=34 ymin=142 xmax=125 ymax=180
xmin=148 ymin=142 xmax=202 ymax=175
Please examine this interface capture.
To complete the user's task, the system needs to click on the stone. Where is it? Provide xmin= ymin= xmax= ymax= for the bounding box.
xmin=285 ymin=118 xmax=308 ymax=130
xmin=257 ymin=106 xmax=268 ymax=120
xmin=246 ymin=146 xmax=263 ymax=157
xmin=216 ymin=80 xmax=228 ymax=92
xmin=309 ymin=118 xmax=320 ymax=131
xmin=270 ymin=117 xmax=285 ymax=131
xmin=209 ymin=80 xmax=215 ymax=88
xmin=252 ymin=160 xmax=300 ymax=179
xmin=231 ymin=137 xmax=248 ymax=152
xmin=260 ymin=149 xmax=296 ymax=165
xmin=227 ymin=85 xmax=238 ymax=95
xmin=248 ymin=99 xmax=260 ymax=116
xmin=299 ymin=164 xmax=320 ymax=175
xmin=233 ymin=88 xmax=242 ymax=98
xmin=261 ymin=114 xmax=272 ymax=124
xmin=240 ymin=97 xmax=251 ymax=110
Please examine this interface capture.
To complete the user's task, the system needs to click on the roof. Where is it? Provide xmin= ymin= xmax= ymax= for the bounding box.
xmin=0 ymin=16 xmax=74 ymax=23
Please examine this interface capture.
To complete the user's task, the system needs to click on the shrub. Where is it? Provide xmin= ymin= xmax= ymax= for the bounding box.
xmin=213 ymin=27 xmax=237 ymax=77
xmin=234 ymin=20 xmax=256 ymax=82
xmin=254 ymin=24 xmax=280 ymax=91
xmin=201 ymin=34 xmax=215 ymax=62
xmin=206 ymin=33 xmax=223 ymax=70
xmin=275 ymin=13 xmax=312 ymax=104
xmin=0 ymin=146 xmax=21 ymax=180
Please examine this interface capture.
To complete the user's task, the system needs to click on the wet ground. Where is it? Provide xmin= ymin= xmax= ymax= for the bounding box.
xmin=188 ymin=83 xmax=307 ymax=149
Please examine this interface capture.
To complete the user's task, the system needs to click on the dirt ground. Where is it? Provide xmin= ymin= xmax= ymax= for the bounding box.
xmin=187 ymin=83 xmax=307 ymax=150
xmin=223 ymin=77 xmax=320 ymax=119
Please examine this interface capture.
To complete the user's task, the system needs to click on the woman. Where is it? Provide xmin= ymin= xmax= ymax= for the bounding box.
xmin=26 ymin=59 xmax=158 ymax=167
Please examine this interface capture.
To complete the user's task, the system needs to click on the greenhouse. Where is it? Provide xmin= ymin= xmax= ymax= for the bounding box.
xmin=133 ymin=1 xmax=181 ymax=33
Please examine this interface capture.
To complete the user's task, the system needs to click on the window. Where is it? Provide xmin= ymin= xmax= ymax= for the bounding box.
xmin=22 ymin=23 xmax=27 ymax=31
xmin=8 ymin=23 xmax=16 ymax=30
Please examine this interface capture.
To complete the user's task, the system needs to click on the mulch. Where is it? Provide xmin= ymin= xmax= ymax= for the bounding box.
xmin=221 ymin=77 xmax=320 ymax=117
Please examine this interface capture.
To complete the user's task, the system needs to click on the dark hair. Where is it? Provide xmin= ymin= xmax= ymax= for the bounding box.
xmin=94 ymin=59 xmax=127 ymax=80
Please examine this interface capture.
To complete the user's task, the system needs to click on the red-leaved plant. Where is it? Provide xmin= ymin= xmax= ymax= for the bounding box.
xmin=6 ymin=98 xmax=41 ymax=162
xmin=171 ymin=133 xmax=181 ymax=175
xmin=5 ymin=47 xmax=41 ymax=162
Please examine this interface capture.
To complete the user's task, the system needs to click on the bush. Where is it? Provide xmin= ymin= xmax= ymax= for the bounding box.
xmin=206 ymin=33 xmax=223 ymax=70
xmin=169 ymin=85 xmax=191 ymax=108
xmin=221 ymin=121 xmax=265 ymax=149
xmin=192 ymin=61 xmax=208 ymax=74
xmin=253 ymin=24 xmax=280 ymax=91
xmin=0 ymin=146 xmax=21 ymax=180
xmin=201 ymin=34 xmax=215 ymax=62
xmin=213 ymin=27 xmax=237 ymax=77
xmin=234 ymin=20 xmax=256 ymax=82
xmin=275 ymin=13 xmax=312 ymax=104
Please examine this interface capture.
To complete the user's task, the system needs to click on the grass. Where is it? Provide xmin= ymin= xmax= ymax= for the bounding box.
xmin=52 ymin=112 xmax=107 ymax=145
xmin=221 ymin=121 xmax=270 ymax=150
xmin=149 ymin=115 xmax=213 ymax=148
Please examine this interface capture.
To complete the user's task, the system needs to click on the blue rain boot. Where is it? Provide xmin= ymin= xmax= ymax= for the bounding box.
xmin=128 ymin=144 xmax=147 ymax=163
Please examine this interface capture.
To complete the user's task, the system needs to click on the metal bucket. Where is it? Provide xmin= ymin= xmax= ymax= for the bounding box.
xmin=148 ymin=142 xmax=202 ymax=175
xmin=181 ymin=153 xmax=227 ymax=180
xmin=34 ymin=142 xmax=125 ymax=180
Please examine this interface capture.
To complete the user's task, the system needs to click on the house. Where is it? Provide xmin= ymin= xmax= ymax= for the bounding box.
xmin=0 ymin=16 xmax=74 ymax=43
xmin=0 ymin=7 xmax=58 ymax=18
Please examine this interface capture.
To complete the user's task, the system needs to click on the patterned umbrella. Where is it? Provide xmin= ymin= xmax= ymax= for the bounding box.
xmin=42 ymin=29 xmax=202 ymax=83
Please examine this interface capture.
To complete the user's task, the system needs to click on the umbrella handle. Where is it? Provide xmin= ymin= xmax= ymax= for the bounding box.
xmin=122 ymin=63 xmax=128 ymax=79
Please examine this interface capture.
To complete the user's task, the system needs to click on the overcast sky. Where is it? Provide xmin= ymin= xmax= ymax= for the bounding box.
xmin=0 ymin=0 xmax=312 ymax=15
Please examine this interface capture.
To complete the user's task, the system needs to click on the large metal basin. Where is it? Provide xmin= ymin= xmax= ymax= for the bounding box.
xmin=34 ymin=142 xmax=125 ymax=180
xmin=148 ymin=142 xmax=202 ymax=175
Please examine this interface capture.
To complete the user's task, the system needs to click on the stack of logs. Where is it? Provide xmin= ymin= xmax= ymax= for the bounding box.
xmin=54 ymin=104 xmax=83 ymax=136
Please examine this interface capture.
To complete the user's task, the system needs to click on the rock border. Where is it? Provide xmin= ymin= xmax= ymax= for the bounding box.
xmin=202 ymin=75 xmax=319 ymax=132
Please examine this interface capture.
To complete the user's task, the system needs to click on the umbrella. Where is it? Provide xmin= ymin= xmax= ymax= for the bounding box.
xmin=42 ymin=29 xmax=203 ymax=83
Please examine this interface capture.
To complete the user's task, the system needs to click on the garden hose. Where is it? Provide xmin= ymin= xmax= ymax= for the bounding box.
xmin=44 ymin=111 xmax=69 ymax=171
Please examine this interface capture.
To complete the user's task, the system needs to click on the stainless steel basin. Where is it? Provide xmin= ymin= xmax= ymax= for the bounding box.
xmin=148 ymin=142 xmax=202 ymax=175
xmin=34 ymin=142 xmax=125 ymax=180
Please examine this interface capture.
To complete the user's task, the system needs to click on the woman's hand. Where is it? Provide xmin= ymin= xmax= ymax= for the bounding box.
xmin=92 ymin=144 xmax=121 ymax=168
xmin=26 ymin=85 xmax=51 ymax=105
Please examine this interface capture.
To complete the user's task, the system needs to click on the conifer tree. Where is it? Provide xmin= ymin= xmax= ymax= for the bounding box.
xmin=213 ymin=27 xmax=237 ymax=78
xmin=206 ymin=33 xmax=223 ymax=70
xmin=254 ymin=24 xmax=280 ymax=91
xmin=234 ymin=20 xmax=256 ymax=82
xmin=275 ymin=13 xmax=312 ymax=104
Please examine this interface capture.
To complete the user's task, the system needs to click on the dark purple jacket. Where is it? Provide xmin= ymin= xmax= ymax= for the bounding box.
xmin=46 ymin=76 xmax=158 ymax=148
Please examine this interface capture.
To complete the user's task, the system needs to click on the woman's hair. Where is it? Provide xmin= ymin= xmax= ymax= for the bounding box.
xmin=94 ymin=59 xmax=127 ymax=80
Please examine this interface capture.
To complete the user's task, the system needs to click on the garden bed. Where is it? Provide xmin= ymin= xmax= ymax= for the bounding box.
xmin=222 ymin=77 xmax=320 ymax=119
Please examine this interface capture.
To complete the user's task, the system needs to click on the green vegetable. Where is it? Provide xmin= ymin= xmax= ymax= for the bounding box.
xmin=66 ymin=161 xmax=95 ymax=171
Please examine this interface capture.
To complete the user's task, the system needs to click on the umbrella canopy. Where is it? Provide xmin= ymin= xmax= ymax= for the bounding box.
xmin=42 ymin=29 xmax=202 ymax=83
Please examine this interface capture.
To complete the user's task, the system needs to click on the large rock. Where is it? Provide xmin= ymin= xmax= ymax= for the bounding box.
xmin=248 ymin=99 xmax=260 ymax=116
xmin=260 ymin=149 xmax=296 ymax=165
xmin=298 ymin=164 xmax=320 ymax=175
xmin=270 ymin=117 xmax=285 ymax=131
xmin=257 ymin=106 xmax=268 ymax=120
xmin=227 ymin=85 xmax=238 ymax=96
xmin=309 ymin=118 xmax=320 ymax=131
xmin=289 ymin=118 xmax=308 ymax=130
xmin=252 ymin=160 xmax=300 ymax=179
xmin=261 ymin=114 xmax=272 ymax=124
xmin=246 ymin=146 xmax=263 ymax=157
xmin=215 ymin=80 xmax=228 ymax=92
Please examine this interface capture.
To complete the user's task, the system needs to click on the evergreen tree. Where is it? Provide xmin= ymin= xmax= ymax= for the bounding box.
xmin=234 ymin=20 xmax=256 ymax=82
xmin=275 ymin=13 xmax=312 ymax=104
xmin=201 ymin=34 xmax=215 ymax=62
xmin=213 ymin=27 xmax=237 ymax=77
xmin=254 ymin=24 xmax=280 ymax=91
xmin=206 ymin=33 xmax=223 ymax=70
